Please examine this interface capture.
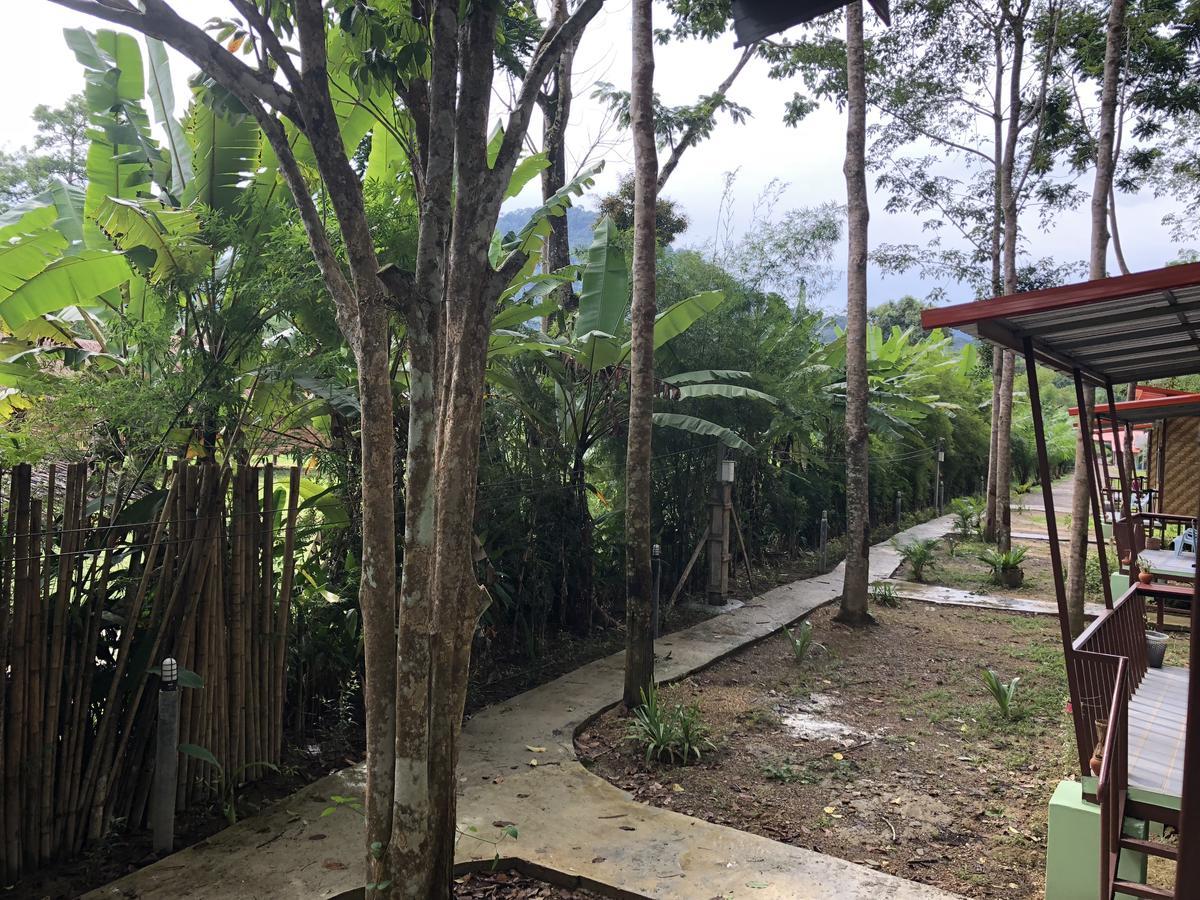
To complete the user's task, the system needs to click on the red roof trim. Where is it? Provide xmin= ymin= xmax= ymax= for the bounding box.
xmin=920 ymin=262 xmax=1200 ymax=331
xmin=1067 ymin=392 xmax=1200 ymax=419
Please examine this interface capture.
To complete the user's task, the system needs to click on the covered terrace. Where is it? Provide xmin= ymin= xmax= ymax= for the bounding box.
xmin=923 ymin=263 xmax=1200 ymax=900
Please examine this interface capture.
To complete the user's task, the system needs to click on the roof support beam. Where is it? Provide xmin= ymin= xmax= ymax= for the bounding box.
xmin=1164 ymin=289 xmax=1200 ymax=353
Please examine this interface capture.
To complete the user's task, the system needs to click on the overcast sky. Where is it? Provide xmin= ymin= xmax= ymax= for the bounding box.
xmin=4 ymin=0 xmax=1190 ymax=310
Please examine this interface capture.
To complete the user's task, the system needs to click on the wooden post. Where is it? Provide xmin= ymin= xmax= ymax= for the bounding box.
xmin=935 ymin=438 xmax=944 ymax=514
xmin=1073 ymin=370 xmax=1114 ymax=610
xmin=705 ymin=450 xmax=732 ymax=605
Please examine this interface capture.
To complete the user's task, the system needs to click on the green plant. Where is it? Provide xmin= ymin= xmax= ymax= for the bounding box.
xmin=949 ymin=496 xmax=984 ymax=539
xmin=626 ymin=684 xmax=715 ymax=765
xmin=895 ymin=537 xmax=939 ymax=582
xmin=980 ymin=669 xmax=1020 ymax=719
xmin=784 ymin=620 xmax=821 ymax=662
xmin=179 ymin=744 xmax=279 ymax=825
xmin=762 ymin=761 xmax=808 ymax=783
xmin=869 ymin=581 xmax=900 ymax=607
xmin=978 ymin=546 xmax=1028 ymax=583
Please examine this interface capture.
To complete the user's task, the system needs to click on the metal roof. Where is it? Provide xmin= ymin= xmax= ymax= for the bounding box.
xmin=920 ymin=263 xmax=1200 ymax=385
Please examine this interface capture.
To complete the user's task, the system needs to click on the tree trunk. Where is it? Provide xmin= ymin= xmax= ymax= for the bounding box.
xmin=1066 ymin=0 xmax=1126 ymax=633
xmin=983 ymin=26 xmax=1005 ymax=544
xmin=984 ymin=348 xmax=1002 ymax=542
xmin=622 ymin=0 xmax=658 ymax=709
xmin=837 ymin=1 xmax=874 ymax=628
xmin=541 ymin=0 xmax=579 ymax=316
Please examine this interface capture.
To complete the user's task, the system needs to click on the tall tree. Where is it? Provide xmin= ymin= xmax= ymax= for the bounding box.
xmin=43 ymin=2 xmax=603 ymax=896
xmin=837 ymin=0 xmax=874 ymax=626
xmin=1066 ymin=0 xmax=1127 ymax=634
xmin=623 ymin=0 xmax=658 ymax=707
xmin=0 ymin=95 xmax=88 ymax=210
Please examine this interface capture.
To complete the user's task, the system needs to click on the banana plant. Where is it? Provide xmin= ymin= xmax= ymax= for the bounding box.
xmin=810 ymin=323 xmax=964 ymax=437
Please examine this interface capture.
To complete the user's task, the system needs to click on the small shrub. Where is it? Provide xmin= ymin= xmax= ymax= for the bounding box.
xmin=762 ymin=761 xmax=808 ymax=784
xmin=784 ymin=620 xmax=819 ymax=662
xmin=870 ymin=581 xmax=900 ymax=607
xmin=896 ymin=537 xmax=939 ymax=582
xmin=978 ymin=546 xmax=1028 ymax=584
xmin=980 ymin=668 xmax=1020 ymax=719
xmin=627 ymin=684 xmax=715 ymax=765
xmin=949 ymin=497 xmax=984 ymax=539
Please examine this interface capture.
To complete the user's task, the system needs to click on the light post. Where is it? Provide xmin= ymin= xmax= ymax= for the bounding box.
xmin=152 ymin=657 xmax=180 ymax=855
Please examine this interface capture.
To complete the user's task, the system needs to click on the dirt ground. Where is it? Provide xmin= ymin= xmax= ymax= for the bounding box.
xmin=578 ymin=601 xmax=1092 ymax=899
xmin=454 ymin=869 xmax=603 ymax=898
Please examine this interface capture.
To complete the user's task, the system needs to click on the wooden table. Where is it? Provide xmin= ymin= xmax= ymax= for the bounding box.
xmin=1141 ymin=548 xmax=1197 ymax=581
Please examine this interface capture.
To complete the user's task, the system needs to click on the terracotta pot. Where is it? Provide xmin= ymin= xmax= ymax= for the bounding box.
xmin=1138 ymin=570 xmax=1153 ymax=584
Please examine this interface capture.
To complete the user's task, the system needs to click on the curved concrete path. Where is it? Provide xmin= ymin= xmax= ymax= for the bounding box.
xmin=87 ymin=517 xmax=962 ymax=900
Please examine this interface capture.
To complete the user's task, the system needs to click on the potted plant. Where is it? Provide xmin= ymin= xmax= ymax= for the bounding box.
xmin=978 ymin=546 xmax=1029 ymax=589
xmin=1090 ymin=718 xmax=1108 ymax=775
xmin=1136 ymin=554 xmax=1154 ymax=585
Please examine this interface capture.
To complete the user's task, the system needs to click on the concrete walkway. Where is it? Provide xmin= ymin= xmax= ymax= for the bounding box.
xmin=878 ymin=577 xmax=1105 ymax=619
xmin=87 ymin=518 xmax=963 ymax=900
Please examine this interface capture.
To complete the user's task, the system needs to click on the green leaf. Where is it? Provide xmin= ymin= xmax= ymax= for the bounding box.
xmin=651 ymin=413 xmax=752 ymax=451
xmin=145 ymin=37 xmax=193 ymax=193
xmin=504 ymin=153 xmax=550 ymax=201
xmin=676 ymin=383 xmax=778 ymax=405
xmin=95 ymin=198 xmax=210 ymax=283
xmin=366 ymin=124 xmax=407 ymax=184
xmin=662 ymin=369 xmax=751 ymax=385
xmin=0 ymin=251 xmax=130 ymax=329
xmin=182 ymin=97 xmax=261 ymax=217
xmin=178 ymin=743 xmax=221 ymax=769
xmin=650 ymin=291 xmax=725 ymax=350
xmin=576 ymin=218 xmax=628 ymax=340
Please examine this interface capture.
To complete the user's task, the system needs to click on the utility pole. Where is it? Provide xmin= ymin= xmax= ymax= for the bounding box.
xmin=706 ymin=448 xmax=734 ymax=605
xmin=152 ymin=657 xmax=180 ymax=855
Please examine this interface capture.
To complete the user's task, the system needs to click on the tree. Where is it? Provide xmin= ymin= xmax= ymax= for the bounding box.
xmin=623 ymin=0 xmax=659 ymax=708
xmin=869 ymin=295 xmax=930 ymax=333
xmin=598 ymin=172 xmax=690 ymax=245
xmin=1067 ymin=0 xmax=1127 ymax=636
xmin=43 ymin=2 xmax=603 ymax=896
xmin=0 ymin=96 xmax=88 ymax=210
xmin=837 ymin=0 xmax=874 ymax=626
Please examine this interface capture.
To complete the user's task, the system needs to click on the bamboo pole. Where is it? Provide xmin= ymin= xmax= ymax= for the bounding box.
xmin=26 ymin=497 xmax=43 ymax=867
xmin=273 ymin=467 xmax=300 ymax=760
xmin=5 ymin=466 xmax=31 ymax=872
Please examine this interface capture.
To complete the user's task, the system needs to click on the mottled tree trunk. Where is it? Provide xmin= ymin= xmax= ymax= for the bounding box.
xmin=1066 ymin=0 xmax=1126 ymax=633
xmin=837 ymin=1 xmax=874 ymax=627
xmin=622 ymin=0 xmax=657 ymax=709
xmin=541 ymin=0 xmax=579 ymax=315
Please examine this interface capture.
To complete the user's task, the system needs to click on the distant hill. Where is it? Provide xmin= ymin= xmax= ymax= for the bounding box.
xmin=819 ymin=314 xmax=974 ymax=349
xmin=497 ymin=205 xmax=599 ymax=249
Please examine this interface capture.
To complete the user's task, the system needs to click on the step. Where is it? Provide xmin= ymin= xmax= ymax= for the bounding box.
xmin=1126 ymin=799 xmax=1181 ymax=829
xmin=1119 ymin=836 xmax=1178 ymax=860
xmin=1112 ymin=880 xmax=1173 ymax=899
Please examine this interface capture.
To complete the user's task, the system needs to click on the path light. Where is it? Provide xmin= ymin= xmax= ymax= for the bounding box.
xmin=731 ymin=0 xmax=891 ymax=46
xmin=720 ymin=459 xmax=736 ymax=483
xmin=160 ymin=656 xmax=178 ymax=690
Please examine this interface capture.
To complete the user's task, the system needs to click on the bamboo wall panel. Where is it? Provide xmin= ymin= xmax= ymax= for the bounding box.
xmin=0 ymin=461 xmax=301 ymax=881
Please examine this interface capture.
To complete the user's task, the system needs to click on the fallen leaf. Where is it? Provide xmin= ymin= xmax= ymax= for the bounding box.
xmin=823 ymin=806 xmax=836 ymax=814
xmin=832 ymin=752 xmax=844 ymax=761
xmin=528 ymin=759 xmax=539 ymax=767
xmin=322 ymin=860 xmax=347 ymax=870
xmin=526 ymin=745 xmax=546 ymax=753
xmin=671 ymin=783 xmax=685 ymax=793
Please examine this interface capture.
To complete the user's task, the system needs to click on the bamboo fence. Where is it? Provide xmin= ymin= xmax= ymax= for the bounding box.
xmin=0 ymin=460 xmax=301 ymax=880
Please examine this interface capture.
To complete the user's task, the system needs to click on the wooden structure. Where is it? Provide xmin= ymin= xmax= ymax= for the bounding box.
xmin=924 ymin=262 xmax=1200 ymax=900
xmin=0 ymin=460 xmax=300 ymax=881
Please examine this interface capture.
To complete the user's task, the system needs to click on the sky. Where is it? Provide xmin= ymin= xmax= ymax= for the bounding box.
xmin=2 ymin=0 xmax=1191 ymax=311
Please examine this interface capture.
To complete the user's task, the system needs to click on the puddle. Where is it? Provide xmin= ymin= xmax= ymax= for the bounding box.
xmin=777 ymin=692 xmax=877 ymax=744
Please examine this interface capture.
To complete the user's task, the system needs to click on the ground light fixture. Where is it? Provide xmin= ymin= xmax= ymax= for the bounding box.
xmin=731 ymin=0 xmax=891 ymax=46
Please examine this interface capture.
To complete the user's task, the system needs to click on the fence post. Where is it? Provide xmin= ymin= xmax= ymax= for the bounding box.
xmin=152 ymin=657 xmax=181 ymax=855
xmin=936 ymin=438 xmax=946 ymax=514
xmin=819 ymin=509 xmax=829 ymax=571
xmin=706 ymin=450 xmax=734 ymax=605
xmin=895 ymin=490 xmax=902 ymax=525
xmin=651 ymin=543 xmax=662 ymax=638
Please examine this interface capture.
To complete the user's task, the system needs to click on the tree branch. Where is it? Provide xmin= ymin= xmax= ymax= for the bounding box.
xmin=490 ymin=0 xmax=605 ymax=195
xmin=657 ymin=43 xmax=755 ymax=190
xmin=47 ymin=0 xmax=299 ymax=119
xmin=227 ymin=0 xmax=303 ymax=89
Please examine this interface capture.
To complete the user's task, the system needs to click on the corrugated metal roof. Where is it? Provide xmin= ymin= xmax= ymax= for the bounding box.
xmin=921 ymin=263 xmax=1200 ymax=384
xmin=1069 ymin=392 xmax=1200 ymax=424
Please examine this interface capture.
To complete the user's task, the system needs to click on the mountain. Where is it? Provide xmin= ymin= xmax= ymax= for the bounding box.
xmin=496 ymin=205 xmax=599 ymax=249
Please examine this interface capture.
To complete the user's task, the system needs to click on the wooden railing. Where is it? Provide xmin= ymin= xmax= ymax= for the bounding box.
xmin=1096 ymin=656 xmax=1130 ymax=900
